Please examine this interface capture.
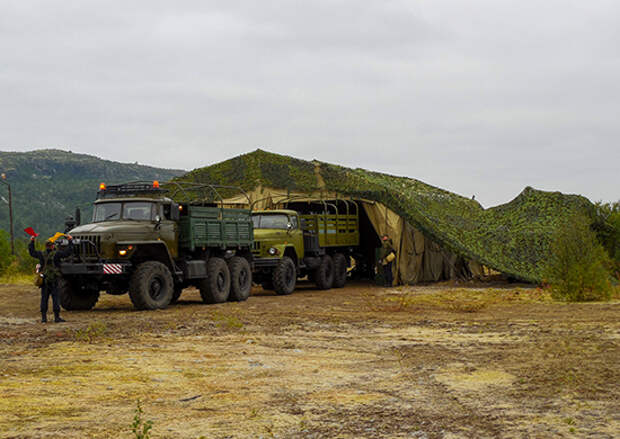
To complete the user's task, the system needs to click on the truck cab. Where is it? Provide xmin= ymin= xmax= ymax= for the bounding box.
xmin=251 ymin=209 xmax=304 ymax=267
xmin=66 ymin=182 xmax=181 ymax=275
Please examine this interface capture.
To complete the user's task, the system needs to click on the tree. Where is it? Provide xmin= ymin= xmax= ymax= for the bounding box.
xmin=591 ymin=201 xmax=620 ymax=277
xmin=543 ymin=215 xmax=612 ymax=302
xmin=0 ymin=230 xmax=13 ymax=275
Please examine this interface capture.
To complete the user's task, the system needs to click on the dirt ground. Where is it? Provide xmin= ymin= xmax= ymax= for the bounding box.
xmin=0 ymin=280 xmax=618 ymax=439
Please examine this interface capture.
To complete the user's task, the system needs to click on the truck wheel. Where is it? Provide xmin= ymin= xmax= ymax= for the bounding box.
xmin=314 ymin=255 xmax=334 ymax=290
xmin=228 ymin=257 xmax=252 ymax=302
xmin=59 ymin=278 xmax=100 ymax=310
xmin=273 ymin=256 xmax=296 ymax=295
xmin=129 ymin=261 xmax=174 ymax=310
xmin=333 ymin=253 xmax=348 ymax=288
xmin=199 ymin=257 xmax=230 ymax=304
xmin=171 ymin=285 xmax=183 ymax=304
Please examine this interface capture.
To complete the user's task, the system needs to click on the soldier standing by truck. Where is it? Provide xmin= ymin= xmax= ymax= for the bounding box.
xmin=379 ymin=235 xmax=396 ymax=287
xmin=29 ymin=235 xmax=74 ymax=322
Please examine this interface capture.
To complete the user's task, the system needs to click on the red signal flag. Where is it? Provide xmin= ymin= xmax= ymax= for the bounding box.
xmin=24 ymin=227 xmax=39 ymax=237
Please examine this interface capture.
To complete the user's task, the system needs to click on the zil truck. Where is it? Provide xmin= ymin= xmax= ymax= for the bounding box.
xmin=251 ymin=198 xmax=360 ymax=295
xmin=59 ymin=181 xmax=253 ymax=311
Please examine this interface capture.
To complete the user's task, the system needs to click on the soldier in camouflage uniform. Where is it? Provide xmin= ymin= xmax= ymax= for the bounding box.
xmin=29 ymin=235 xmax=74 ymax=323
xmin=379 ymin=235 xmax=396 ymax=287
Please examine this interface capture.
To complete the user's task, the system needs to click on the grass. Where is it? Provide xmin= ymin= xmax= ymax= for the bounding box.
xmin=0 ymin=272 xmax=32 ymax=285
xmin=73 ymin=322 xmax=108 ymax=343
xmin=131 ymin=399 xmax=153 ymax=439
xmin=0 ymin=282 xmax=616 ymax=438
xmin=377 ymin=287 xmax=552 ymax=313
xmin=211 ymin=311 xmax=244 ymax=329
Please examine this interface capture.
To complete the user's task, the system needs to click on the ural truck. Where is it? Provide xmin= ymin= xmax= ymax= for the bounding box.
xmin=251 ymin=199 xmax=360 ymax=295
xmin=59 ymin=181 xmax=253 ymax=310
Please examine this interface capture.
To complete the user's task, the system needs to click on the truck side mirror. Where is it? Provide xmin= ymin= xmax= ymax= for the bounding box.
xmin=287 ymin=222 xmax=293 ymax=233
xmin=64 ymin=215 xmax=76 ymax=233
xmin=154 ymin=215 xmax=162 ymax=230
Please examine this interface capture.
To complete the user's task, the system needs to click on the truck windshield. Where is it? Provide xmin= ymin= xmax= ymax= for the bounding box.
xmin=93 ymin=202 xmax=156 ymax=222
xmin=252 ymin=214 xmax=290 ymax=229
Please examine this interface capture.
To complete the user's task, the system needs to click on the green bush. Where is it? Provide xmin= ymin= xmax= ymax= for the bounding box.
xmin=0 ymin=232 xmax=36 ymax=279
xmin=131 ymin=399 xmax=153 ymax=439
xmin=591 ymin=201 xmax=620 ymax=277
xmin=543 ymin=216 xmax=612 ymax=302
xmin=0 ymin=230 xmax=14 ymax=275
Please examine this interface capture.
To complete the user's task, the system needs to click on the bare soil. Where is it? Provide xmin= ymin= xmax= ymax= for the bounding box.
xmin=0 ymin=281 xmax=618 ymax=438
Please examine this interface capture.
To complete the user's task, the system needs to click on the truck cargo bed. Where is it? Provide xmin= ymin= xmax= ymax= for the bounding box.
xmin=178 ymin=206 xmax=253 ymax=251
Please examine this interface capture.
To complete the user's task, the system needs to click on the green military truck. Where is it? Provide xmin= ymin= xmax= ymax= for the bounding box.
xmin=59 ymin=181 xmax=253 ymax=311
xmin=251 ymin=198 xmax=360 ymax=295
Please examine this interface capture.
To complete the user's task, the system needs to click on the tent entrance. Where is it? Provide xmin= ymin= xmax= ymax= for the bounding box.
xmin=352 ymin=202 xmax=382 ymax=280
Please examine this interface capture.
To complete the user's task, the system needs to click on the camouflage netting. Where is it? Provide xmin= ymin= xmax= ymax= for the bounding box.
xmin=179 ymin=149 xmax=593 ymax=283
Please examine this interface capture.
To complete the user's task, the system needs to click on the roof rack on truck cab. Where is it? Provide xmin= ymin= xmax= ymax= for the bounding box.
xmin=251 ymin=193 xmax=358 ymax=217
xmin=162 ymin=181 xmax=251 ymax=208
xmin=96 ymin=181 xmax=166 ymax=200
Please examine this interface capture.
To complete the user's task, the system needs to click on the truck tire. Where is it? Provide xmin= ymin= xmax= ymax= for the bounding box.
xmin=228 ymin=256 xmax=252 ymax=302
xmin=199 ymin=257 xmax=230 ymax=304
xmin=129 ymin=261 xmax=174 ymax=310
xmin=273 ymin=256 xmax=296 ymax=295
xmin=314 ymin=255 xmax=334 ymax=290
xmin=59 ymin=278 xmax=100 ymax=311
xmin=333 ymin=253 xmax=347 ymax=288
xmin=171 ymin=285 xmax=183 ymax=304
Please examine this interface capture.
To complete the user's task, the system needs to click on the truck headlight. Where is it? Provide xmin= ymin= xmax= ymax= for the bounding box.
xmin=268 ymin=247 xmax=278 ymax=255
xmin=118 ymin=245 xmax=133 ymax=257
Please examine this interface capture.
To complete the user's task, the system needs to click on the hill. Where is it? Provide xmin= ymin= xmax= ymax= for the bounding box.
xmin=0 ymin=149 xmax=184 ymax=239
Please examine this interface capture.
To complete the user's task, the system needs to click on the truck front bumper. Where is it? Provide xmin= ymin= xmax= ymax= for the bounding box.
xmin=60 ymin=261 xmax=132 ymax=275
xmin=252 ymin=257 xmax=280 ymax=269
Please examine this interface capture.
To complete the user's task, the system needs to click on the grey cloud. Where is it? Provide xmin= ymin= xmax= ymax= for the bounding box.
xmin=0 ymin=0 xmax=619 ymax=207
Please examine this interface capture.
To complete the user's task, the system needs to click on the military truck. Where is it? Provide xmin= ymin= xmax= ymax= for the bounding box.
xmin=59 ymin=181 xmax=253 ymax=310
xmin=251 ymin=198 xmax=360 ymax=295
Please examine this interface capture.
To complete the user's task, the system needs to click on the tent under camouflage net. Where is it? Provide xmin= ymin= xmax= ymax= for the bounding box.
xmin=177 ymin=149 xmax=593 ymax=284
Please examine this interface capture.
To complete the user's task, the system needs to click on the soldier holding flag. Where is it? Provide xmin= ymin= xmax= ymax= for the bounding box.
xmin=27 ymin=229 xmax=74 ymax=323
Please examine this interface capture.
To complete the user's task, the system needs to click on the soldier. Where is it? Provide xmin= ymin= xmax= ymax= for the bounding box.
xmin=29 ymin=235 xmax=74 ymax=323
xmin=379 ymin=235 xmax=396 ymax=287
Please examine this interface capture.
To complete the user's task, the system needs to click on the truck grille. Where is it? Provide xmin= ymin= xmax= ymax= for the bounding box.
xmin=74 ymin=235 xmax=101 ymax=259
xmin=252 ymin=241 xmax=260 ymax=256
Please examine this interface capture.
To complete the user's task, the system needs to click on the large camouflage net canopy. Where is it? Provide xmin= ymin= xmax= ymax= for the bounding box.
xmin=180 ymin=149 xmax=593 ymax=283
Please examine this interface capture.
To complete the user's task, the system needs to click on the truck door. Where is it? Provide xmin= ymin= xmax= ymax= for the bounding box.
xmin=160 ymin=203 xmax=179 ymax=257
xmin=289 ymin=214 xmax=304 ymax=261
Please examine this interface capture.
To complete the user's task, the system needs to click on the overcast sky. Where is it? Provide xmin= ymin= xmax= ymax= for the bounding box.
xmin=1 ymin=0 xmax=618 ymax=207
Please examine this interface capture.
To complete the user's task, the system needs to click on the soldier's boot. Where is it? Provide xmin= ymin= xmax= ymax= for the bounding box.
xmin=54 ymin=312 xmax=66 ymax=323
xmin=41 ymin=313 xmax=47 ymax=323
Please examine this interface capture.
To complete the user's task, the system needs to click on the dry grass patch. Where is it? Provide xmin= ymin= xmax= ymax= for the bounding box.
xmin=377 ymin=286 xmax=551 ymax=313
xmin=435 ymin=366 xmax=516 ymax=392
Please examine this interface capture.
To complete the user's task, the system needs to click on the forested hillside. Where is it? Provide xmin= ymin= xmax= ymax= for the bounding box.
xmin=0 ymin=149 xmax=184 ymax=239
